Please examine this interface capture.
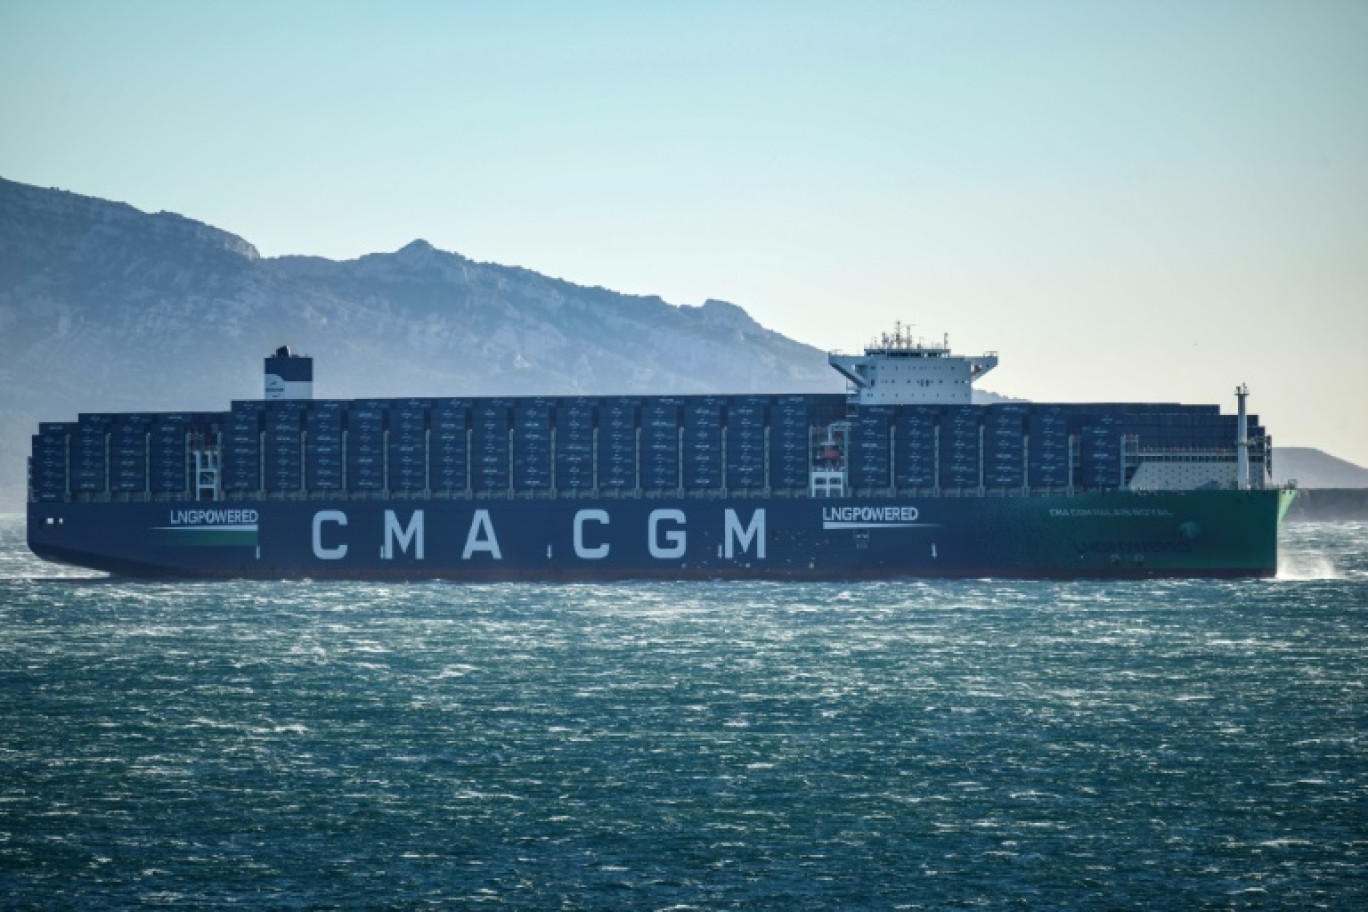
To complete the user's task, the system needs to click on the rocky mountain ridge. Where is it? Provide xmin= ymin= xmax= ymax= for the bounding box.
xmin=1273 ymin=448 xmax=1368 ymax=490
xmin=0 ymin=177 xmax=840 ymax=508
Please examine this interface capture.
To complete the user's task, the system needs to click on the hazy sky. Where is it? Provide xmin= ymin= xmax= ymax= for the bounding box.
xmin=3 ymin=0 xmax=1366 ymax=465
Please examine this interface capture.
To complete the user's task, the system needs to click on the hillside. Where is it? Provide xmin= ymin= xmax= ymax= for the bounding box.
xmin=0 ymin=178 xmax=840 ymax=509
xmin=1273 ymin=447 xmax=1368 ymax=490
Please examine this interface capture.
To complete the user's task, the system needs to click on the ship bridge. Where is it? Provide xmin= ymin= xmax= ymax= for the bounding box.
xmin=829 ymin=325 xmax=997 ymax=406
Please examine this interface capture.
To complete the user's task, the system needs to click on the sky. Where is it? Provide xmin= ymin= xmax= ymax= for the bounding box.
xmin=3 ymin=0 xmax=1366 ymax=466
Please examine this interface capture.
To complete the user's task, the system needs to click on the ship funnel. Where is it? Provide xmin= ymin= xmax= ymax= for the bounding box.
xmin=1235 ymin=383 xmax=1250 ymax=490
xmin=265 ymin=347 xmax=313 ymax=400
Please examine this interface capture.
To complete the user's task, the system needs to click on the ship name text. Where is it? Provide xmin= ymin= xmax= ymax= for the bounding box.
xmin=169 ymin=509 xmax=260 ymax=526
xmin=821 ymin=505 xmax=931 ymax=530
xmin=309 ymin=508 xmax=767 ymax=563
xmin=822 ymin=506 xmax=920 ymax=523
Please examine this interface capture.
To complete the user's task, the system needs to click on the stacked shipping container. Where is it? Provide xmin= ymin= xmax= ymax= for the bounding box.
xmin=224 ymin=403 xmax=263 ymax=493
xmin=726 ymin=396 xmax=767 ymax=491
xmin=555 ymin=398 xmax=595 ymax=491
xmin=305 ymin=402 xmax=345 ymax=492
xmin=641 ymin=398 xmax=681 ymax=492
xmin=894 ymin=407 xmax=938 ymax=489
xmin=769 ymin=396 xmax=809 ymax=491
xmin=432 ymin=400 xmax=470 ymax=494
xmin=850 ymin=406 xmax=893 ymax=490
xmin=33 ymin=395 xmax=1270 ymax=502
xmin=29 ymin=423 xmax=71 ymax=503
xmin=389 ymin=400 xmax=429 ymax=493
xmin=939 ymin=405 xmax=981 ymax=490
xmin=150 ymin=415 xmax=191 ymax=495
xmin=347 ymin=402 xmax=386 ymax=492
xmin=598 ymin=398 xmax=638 ymax=491
xmin=682 ymin=398 xmax=723 ymax=491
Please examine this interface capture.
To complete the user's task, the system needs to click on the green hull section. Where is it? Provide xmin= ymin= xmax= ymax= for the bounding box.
xmin=980 ymin=488 xmax=1293 ymax=578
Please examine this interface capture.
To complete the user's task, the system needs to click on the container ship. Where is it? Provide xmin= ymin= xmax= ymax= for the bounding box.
xmin=26 ymin=329 xmax=1294 ymax=579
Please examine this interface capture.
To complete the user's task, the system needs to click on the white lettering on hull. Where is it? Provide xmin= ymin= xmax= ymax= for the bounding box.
xmin=820 ymin=505 xmax=932 ymax=530
xmin=170 ymin=508 xmax=259 ymax=525
xmin=648 ymin=509 xmax=687 ymax=559
xmin=303 ymin=506 xmax=780 ymax=565
xmin=724 ymin=508 xmax=766 ymax=559
xmin=462 ymin=510 xmax=501 ymax=560
xmin=313 ymin=510 xmax=348 ymax=560
xmin=384 ymin=510 xmax=425 ymax=560
xmin=574 ymin=509 xmax=610 ymax=559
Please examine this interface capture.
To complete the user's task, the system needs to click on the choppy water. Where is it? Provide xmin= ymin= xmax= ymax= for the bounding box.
xmin=2 ymin=515 xmax=1365 ymax=910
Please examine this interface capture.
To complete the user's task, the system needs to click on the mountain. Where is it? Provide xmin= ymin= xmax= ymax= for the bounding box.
xmin=1273 ymin=447 xmax=1368 ymax=489
xmin=0 ymin=178 xmax=841 ymax=509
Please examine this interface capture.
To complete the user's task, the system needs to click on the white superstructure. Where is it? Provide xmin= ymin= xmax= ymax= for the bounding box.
xmin=829 ymin=324 xmax=998 ymax=405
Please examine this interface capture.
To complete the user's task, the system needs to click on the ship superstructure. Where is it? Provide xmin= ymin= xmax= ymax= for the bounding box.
xmin=828 ymin=324 xmax=998 ymax=406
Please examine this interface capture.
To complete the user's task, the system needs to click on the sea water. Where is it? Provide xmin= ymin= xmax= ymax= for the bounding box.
xmin=1 ymin=515 xmax=1364 ymax=909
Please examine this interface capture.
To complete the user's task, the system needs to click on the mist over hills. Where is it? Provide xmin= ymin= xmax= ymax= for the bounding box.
xmin=1 ymin=177 xmax=1363 ymax=510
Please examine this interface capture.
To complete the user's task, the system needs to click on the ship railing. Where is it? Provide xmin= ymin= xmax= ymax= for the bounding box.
xmin=1136 ymin=448 xmax=1245 ymax=463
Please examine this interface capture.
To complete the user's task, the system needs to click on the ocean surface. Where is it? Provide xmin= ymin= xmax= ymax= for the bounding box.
xmin=2 ymin=514 xmax=1364 ymax=910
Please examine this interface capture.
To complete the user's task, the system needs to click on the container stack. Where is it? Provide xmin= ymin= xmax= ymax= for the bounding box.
xmin=473 ymin=401 xmax=511 ymax=492
xmin=768 ymin=396 xmax=809 ymax=491
xmin=938 ymin=406 xmax=982 ymax=490
xmin=682 ymin=397 xmax=724 ymax=490
xmin=223 ymin=403 xmax=263 ymax=494
xmin=388 ymin=400 xmax=429 ymax=494
xmin=1027 ymin=406 xmax=1070 ymax=488
xmin=29 ymin=423 xmax=71 ymax=502
xmin=725 ymin=396 xmax=768 ymax=491
xmin=554 ymin=398 xmax=595 ymax=491
xmin=150 ymin=415 xmax=190 ymax=495
xmin=110 ymin=414 xmax=151 ymax=494
xmin=894 ymin=407 xmax=937 ymax=489
xmin=30 ymin=392 xmax=1274 ymax=505
xmin=512 ymin=399 xmax=553 ymax=492
xmin=346 ymin=403 xmax=386 ymax=492
xmin=69 ymin=419 xmax=101 ymax=496
xmin=305 ymin=402 xmax=345 ymax=492
xmin=1079 ymin=413 xmax=1122 ymax=489
xmin=849 ymin=406 xmax=893 ymax=490
xmin=263 ymin=402 xmax=305 ymax=493
xmin=641 ymin=399 xmax=681 ymax=492
xmin=597 ymin=397 xmax=638 ymax=491
xmin=432 ymin=400 xmax=470 ymax=494
xmin=985 ymin=403 xmax=1029 ymax=489
xmin=71 ymin=415 xmax=111 ymax=495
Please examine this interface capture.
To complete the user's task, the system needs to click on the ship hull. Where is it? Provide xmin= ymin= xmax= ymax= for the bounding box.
xmin=28 ymin=489 xmax=1293 ymax=581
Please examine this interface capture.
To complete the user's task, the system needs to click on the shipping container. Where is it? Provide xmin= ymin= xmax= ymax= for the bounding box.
xmin=681 ymin=415 xmax=721 ymax=488
xmin=596 ymin=402 xmax=638 ymax=490
xmin=30 ymin=431 xmax=70 ymax=500
xmin=513 ymin=408 xmax=552 ymax=490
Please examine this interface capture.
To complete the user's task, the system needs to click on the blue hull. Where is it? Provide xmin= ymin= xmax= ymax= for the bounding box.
xmin=27 ymin=489 xmax=1290 ymax=580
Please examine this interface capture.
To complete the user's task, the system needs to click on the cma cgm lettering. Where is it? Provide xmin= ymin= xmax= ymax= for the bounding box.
xmin=310 ymin=507 xmax=768 ymax=563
